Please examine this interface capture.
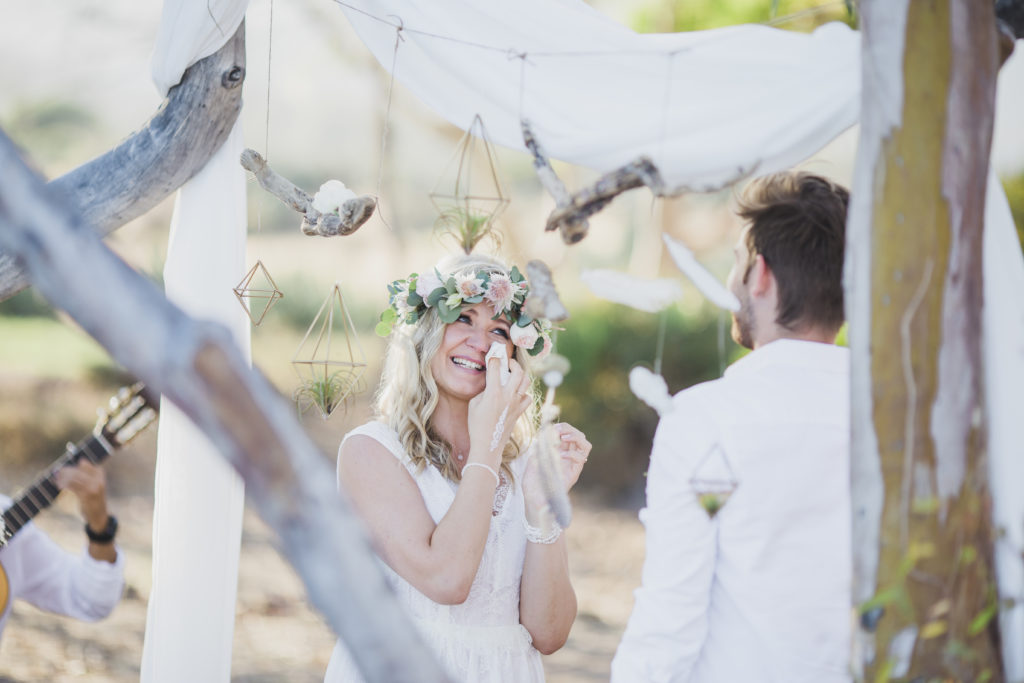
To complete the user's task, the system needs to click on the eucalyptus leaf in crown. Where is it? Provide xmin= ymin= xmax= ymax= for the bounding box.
xmin=376 ymin=265 xmax=552 ymax=357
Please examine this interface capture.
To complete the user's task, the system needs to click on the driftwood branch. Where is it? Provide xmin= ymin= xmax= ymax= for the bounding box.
xmin=524 ymin=260 xmax=569 ymax=322
xmin=0 ymin=21 xmax=248 ymax=303
xmin=240 ymin=148 xmax=376 ymax=237
xmin=523 ymin=121 xmax=755 ymax=245
xmin=0 ymin=130 xmax=447 ymax=683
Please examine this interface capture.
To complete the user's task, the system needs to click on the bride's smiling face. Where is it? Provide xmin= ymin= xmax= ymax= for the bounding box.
xmin=430 ymin=302 xmax=514 ymax=402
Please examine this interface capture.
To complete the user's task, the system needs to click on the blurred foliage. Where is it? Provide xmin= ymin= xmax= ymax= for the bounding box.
xmin=1002 ymin=172 xmax=1024 ymax=249
xmin=555 ymin=303 xmax=737 ymax=504
xmin=0 ymin=288 xmax=56 ymax=318
xmin=270 ymin=274 xmax=379 ymax=334
xmin=2 ymin=99 xmax=98 ymax=168
xmin=630 ymin=0 xmax=855 ymax=33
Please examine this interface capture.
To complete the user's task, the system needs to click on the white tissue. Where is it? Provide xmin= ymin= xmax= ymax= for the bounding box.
xmin=486 ymin=341 xmax=511 ymax=386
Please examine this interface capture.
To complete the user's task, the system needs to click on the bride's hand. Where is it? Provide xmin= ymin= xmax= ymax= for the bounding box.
xmin=552 ymin=422 xmax=591 ymax=492
xmin=467 ymin=355 xmax=532 ymax=465
xmin=521 ymin=422 xmax=592 ymax=513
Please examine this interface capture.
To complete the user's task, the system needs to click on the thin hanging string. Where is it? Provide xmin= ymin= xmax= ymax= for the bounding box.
xmin=653 ymin=308 xmax=668 ymax=376
xmin=717 ymin=309 xmax=727 ymax=376
xmin=369 ymin=23 xmax=404 ymax=232
xmin=514 ymin=51 xmax=529 ymax=123
xmin=264 ymin=0 xmax=274 ymax=162
xmin=257 ymin=0 xmax=276 ymax=239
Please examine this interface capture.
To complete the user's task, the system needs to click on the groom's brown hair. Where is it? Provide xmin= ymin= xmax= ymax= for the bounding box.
xmin=737 ymin=172 xmax=849 ymax=334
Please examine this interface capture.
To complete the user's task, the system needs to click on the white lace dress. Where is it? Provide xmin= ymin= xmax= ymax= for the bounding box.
xmin=324 ymin=421 xmax=545 ymax=683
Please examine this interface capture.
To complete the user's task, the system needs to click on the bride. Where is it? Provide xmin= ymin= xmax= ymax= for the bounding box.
xmin=325 ymin=253 xmax=590 ymax=682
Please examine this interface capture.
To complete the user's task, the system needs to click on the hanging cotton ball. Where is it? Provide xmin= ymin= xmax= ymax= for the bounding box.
xmin=312 ymin=179 xmax=358 ymax=215
xmin=543 ymin=370 xmax=563 ymax=388
xmin=629 ymin=366 xmax=673 ymax=416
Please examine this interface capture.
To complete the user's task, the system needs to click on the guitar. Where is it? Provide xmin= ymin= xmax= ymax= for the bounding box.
xmin=0 ymin=382 xmax=158 ymax=550
xmin=0 ymin=382 xmax=157 ymax=614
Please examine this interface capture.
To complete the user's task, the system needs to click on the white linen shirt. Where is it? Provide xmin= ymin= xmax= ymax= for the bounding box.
xmin=0 ymin=495 xmax=125 ymax=641
xmin=612 ymin=339 xmax=851 ymax=683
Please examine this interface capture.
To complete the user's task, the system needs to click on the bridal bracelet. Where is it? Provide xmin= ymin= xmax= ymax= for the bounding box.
xmin=523 ymin=518 xmax=562 ymax=544
xmin=462 ymin=462 xmax=500 ymax=487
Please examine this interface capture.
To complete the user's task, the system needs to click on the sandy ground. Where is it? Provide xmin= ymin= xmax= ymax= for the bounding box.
xmin=0 ymin=492 xmax=643 ymax=682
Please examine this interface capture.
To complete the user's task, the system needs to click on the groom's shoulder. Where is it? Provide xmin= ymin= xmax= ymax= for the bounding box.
xmin=668 ymin=375 xmax=730 ymax=413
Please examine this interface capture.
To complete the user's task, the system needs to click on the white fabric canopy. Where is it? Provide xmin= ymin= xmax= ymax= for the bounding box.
xmin=337 ymin=0 xmax=861 ymax=188
xmin=143 ymin=2 xmax=249 ymax=681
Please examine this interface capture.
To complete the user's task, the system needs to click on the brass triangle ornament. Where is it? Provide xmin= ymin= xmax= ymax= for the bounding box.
xmin=429 ymin=114 xmax=509 ymax=254
xmin=689 ymin=444 xmax=739 ymax=519
xmin=291 ymin=282 xmax=367 ymax=419
xmin=233 ymin=260 xmax=284 ymax=326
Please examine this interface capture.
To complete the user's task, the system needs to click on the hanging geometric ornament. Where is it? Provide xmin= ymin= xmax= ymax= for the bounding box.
xmin=429 ymin=114 xmax=509 ymax=254
xmin=291 ymin=282 xmax=367 ymax=419
xmin=233 ymin=260 xmax=284 ymax=326
xmin=689 ymin=443 xmax=739 ymax=519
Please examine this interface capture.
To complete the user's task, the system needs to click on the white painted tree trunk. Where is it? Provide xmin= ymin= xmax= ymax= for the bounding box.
xmin=848 ymin=0 xmax=1005 ymax=678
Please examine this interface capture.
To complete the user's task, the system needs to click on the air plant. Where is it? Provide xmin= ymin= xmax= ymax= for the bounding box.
xmin=434 ymin=206 xmax=496 ymax=255
xmin=294 ymin=370 xmax=351 ymax=419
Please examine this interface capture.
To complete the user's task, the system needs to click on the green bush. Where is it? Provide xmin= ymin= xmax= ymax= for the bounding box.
xmin=270 ymin=275 xmax=378 ymax=334
xmin=0 ymin=288 xmax=56 ymax=318
xmin=554 ymin=303 xmax=738 ymax=505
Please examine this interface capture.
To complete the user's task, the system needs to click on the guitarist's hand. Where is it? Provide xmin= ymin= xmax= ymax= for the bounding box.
xmin=55 ymin=461 xmax=117 ymax=563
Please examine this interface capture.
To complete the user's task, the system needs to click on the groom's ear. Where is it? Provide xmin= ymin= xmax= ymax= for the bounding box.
xmin=749 ymin=254 xmax=774 ymax=297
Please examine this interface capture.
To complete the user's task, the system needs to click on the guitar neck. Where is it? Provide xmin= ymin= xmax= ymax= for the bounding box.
xmin=1 ymin=432 xmax=114 ymax=544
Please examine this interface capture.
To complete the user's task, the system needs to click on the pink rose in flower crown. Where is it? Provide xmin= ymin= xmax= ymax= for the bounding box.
xmin=535 ymin=335 xmax=553 ymax=360
xmin=485 ymin=273 xmax=515 ymax=318
xmin=416 ymin=271 xmax=444 ymax=304
xmin=455 ymin=272 xmax=484 ymax=299
xmin=510 ymin=322 xmax=540 ymax=350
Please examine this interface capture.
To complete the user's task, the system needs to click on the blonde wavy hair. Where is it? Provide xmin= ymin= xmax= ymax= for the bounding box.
xmin=374 ymin=254 xmax=539 ymax=482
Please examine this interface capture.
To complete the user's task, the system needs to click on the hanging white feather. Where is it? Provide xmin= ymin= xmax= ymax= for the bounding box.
xmin=580 ymin=269 xmax=682 ymax=313
xmin=662 ymin=234 xmax=740 ymax=312
xmin=629 ymin=366 xmax=674 ymax=416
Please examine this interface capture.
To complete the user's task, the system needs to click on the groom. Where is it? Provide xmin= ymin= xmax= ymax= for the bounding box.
xmin=612 ymin=171 xmax=852 ymax=682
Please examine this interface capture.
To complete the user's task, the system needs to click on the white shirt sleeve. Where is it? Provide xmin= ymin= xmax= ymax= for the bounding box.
xmin=611 ymin=396 xmax=719 ymax=683
xmin=12 ymin=521 xmax=125 ymax=621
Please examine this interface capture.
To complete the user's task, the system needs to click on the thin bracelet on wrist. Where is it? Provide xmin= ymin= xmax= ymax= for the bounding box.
xmin=524 ymin=517 xmax=562 ymax=544
xmin=462 ymin=462 xmax=500 ymax=487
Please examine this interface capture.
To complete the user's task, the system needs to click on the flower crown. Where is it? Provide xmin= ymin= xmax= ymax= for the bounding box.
xmin=376 ymin=265 xmax=551 ymax=357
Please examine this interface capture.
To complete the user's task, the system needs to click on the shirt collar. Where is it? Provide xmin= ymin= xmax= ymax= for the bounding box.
xmin=724 ymin=338 xmax=849 ymax=379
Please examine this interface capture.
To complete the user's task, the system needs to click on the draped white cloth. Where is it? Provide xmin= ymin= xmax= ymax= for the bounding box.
xmin=336 ymin=0 xmax=861 ymax=188
xmin=143 ymin=2 xmax=249 ymax=681
xmin=983 ymin=169 xmax=1024 ymax=681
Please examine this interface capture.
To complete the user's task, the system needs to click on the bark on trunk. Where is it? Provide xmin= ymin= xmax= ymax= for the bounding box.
xmin=0 ymin=21 xmax=247 ymax=303
xmin=0 ymin=130 xmax=449 ymax=683
xmin=849 ymin=0 xmax=1002 ymax=679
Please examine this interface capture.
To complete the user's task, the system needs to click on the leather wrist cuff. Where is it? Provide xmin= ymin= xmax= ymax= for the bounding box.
xmin=85 ymin=515 xmax=118 ymax=544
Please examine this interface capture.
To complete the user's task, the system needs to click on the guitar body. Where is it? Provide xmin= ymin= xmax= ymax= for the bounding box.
xmin=0 ymin=559 xmax=8 ymax=616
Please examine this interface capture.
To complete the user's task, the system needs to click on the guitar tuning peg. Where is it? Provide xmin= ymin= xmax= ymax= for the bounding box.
xmin=117 ymin=386 xmax=131 ymax=404
xmin=65 ymin=441 xmax=76 ymax=453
